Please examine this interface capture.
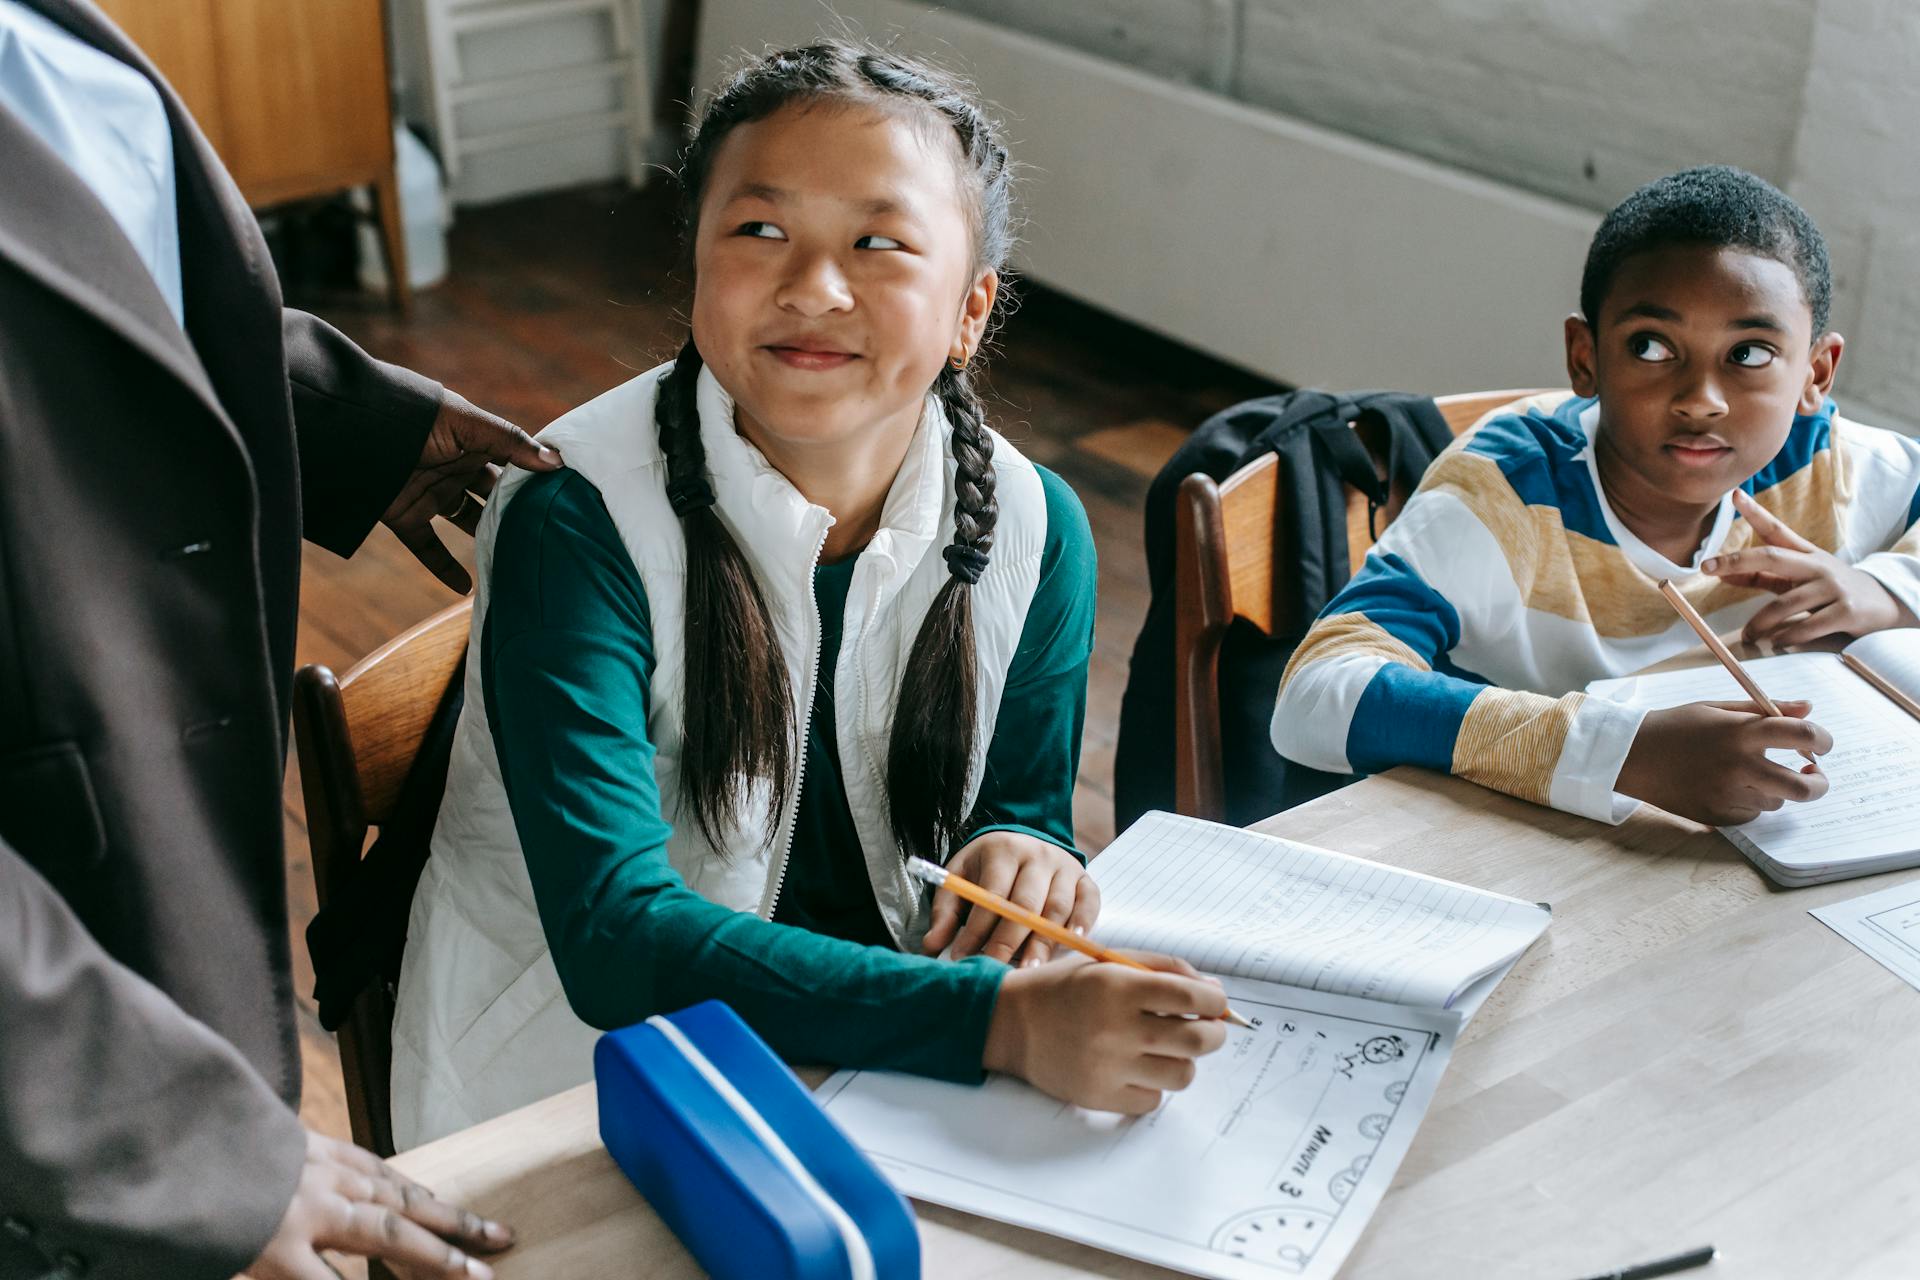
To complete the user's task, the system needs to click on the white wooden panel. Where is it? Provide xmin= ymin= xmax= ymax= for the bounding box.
xmin=695 ymin=0 xmax=1600 ymax=394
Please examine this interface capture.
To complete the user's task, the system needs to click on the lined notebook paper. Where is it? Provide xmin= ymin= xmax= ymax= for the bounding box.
xmin=1093 ymin=811 xmax=1551 ymax=1010
xmin=1588 ymin=633 xmax=1920 ymax=885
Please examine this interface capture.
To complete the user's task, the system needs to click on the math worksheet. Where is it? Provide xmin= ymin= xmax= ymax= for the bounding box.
xmin=818 ymin=980 xmax=1459 ymax=1280
xmin=1811 ymin=877 xmax=1920 ymax=994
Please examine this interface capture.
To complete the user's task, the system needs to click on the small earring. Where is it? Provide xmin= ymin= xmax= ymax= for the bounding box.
xmin=949 ymin=351 xmax=969 ymax=372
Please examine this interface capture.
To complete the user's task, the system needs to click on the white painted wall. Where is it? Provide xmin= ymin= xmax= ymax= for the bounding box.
xmin=697 ymin=0 xmax=1600 ymax=396
xmin=915 ymin=0 xmax=1918 ymax=431
xmin=1784 ymin=0 xmax=1920 ymax=431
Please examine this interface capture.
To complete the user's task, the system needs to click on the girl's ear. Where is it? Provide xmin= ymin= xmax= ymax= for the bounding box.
xmin=1800 ymin=331 xmax=1844 ymax=415
xmin=950 ymin=269 xmax=1000 ymax=366
xmin=1564 ymin=313 xmax=1598 ymax=398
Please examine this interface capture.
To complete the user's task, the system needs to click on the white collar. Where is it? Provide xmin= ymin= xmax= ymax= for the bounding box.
xmin=694 ymin=365 xmax=950 ymax=588
xmin=1577 ymin=401 xmax=1734 ymax=580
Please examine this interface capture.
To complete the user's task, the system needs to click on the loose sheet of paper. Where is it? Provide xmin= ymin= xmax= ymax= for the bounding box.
xmin=1091 ymin=812 xmax=1550 ymax=1009
xmin=819 ymin=979 xmax=1458 ymax=1280
xmin=1589 ymin=653 xmax=1920 ymax=874
xmin=1811 ymin=877 xmax=1920 ymax=994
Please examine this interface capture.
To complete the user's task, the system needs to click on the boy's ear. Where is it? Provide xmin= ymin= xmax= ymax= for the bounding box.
xmin=951 ymin=268 xmax=999 ymax=365
xmin=1799 ymin=331 xmax=1844 ymax=415
xmin=1564 ymin=313 xmax=1598 ymax=397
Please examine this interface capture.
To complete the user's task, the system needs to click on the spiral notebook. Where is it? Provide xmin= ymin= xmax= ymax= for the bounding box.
xmin=1587 ymin=628 xmax=1920 ymax=886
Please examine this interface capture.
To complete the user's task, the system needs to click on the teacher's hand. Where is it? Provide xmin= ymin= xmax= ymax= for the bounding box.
xmin=382 ymin=390 xmax=563 ymax=593
xmin=246 ymin=1129 xmax=513 ymax=1280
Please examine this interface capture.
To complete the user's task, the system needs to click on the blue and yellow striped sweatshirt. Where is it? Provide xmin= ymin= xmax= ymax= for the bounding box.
xmin=1273 ymin=392 xmax=1920 ymax=823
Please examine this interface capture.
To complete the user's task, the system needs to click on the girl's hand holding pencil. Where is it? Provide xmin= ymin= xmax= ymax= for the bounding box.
xmin=911 ymin=856 xmax=1243 ymax=1115
xmin=980 ymin=951 xmax=1232 ymax=1115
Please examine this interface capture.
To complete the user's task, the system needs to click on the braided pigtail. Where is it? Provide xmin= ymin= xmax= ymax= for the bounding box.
xmin=656 ymin=339 xmax=795 ymax=847
xmin=885 ymin=365 xmax=999 ymax=860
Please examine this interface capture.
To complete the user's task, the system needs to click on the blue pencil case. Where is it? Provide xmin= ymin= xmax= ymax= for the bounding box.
xmin=595 ymin=1000 xmax=920 ymax=1280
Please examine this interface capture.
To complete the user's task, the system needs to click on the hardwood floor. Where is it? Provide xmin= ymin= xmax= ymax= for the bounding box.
xmin=286 ymin=181 xmax=1279 ymax=1148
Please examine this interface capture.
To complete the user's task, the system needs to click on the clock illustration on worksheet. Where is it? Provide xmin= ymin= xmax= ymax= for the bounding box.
xmin=1361 ymin=1034 xmax=1406 ymax=1064
xmin=1210 ymin=1206 xmax=1336 ymax=1270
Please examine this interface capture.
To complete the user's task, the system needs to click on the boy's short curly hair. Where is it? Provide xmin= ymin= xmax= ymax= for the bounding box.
xmin=1579 ymin=165 xmax=1831 ymax=337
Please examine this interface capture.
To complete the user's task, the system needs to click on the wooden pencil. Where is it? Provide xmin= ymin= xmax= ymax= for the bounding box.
xmin=905 ymin=857 xmax=1257 ymax=1029
xmin=1656 ymin=578 xmax=1817 ymax=764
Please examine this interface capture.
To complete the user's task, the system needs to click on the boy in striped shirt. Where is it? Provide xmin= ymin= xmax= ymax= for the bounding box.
xmin=1273 ymin=166 xmax=1920 ymax=827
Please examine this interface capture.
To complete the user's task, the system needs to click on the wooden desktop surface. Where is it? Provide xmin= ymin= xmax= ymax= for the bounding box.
xmin=390 ymin=765 xmax=1920 ymax=1279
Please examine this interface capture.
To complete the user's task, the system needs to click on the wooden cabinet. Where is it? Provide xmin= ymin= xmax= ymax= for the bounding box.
xmin=97 ymin=0 xmax=411 ymax=307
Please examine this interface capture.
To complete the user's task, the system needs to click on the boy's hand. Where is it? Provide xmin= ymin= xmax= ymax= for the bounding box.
xmin=1615 ymin=698 xmax=1832 ymax=825
xmin=982 ymin=951 xmax=1229 ymax=1114
xmin=922 ymin=831 xmax=1098 ymax=967
xmin=1703 ymin=490 xmax=1917 ymax=645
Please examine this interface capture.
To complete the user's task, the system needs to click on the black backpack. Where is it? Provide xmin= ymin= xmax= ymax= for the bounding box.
xmin=1114 ymin=390 xmax=1455 ymax=830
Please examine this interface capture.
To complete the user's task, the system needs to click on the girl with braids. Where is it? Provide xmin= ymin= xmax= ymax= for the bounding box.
xmin=389 ymin=40 xmax=1226 ymax=1146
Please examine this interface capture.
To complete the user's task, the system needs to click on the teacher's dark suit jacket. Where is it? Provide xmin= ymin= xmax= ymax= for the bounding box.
xmin=0 ymin=2 xmax=441 ymax=1276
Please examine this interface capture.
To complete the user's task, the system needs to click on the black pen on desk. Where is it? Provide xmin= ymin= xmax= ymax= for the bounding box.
xmin=1574 ymin=1243 xmax=1716 ymax=1280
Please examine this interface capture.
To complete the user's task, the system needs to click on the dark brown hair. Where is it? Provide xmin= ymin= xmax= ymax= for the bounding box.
xmin=660 ymin=41 xmax=1016 ymax=861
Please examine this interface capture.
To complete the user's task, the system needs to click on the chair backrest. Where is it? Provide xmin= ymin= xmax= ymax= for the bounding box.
xmin=1171 ymin=389 xmax=1553 ymax=819
xmin=291 ymin=598 xmax=472 ymax=1158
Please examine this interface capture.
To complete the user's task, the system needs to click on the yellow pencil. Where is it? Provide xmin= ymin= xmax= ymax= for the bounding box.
xmin=1656 ymin=578 xmax=1818 ymax=764
xmin=906 ymin=857 xmax=1257 ymax=1029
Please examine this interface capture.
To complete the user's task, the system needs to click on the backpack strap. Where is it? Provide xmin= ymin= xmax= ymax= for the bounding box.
xmin=1352 ymin=394 xmax=1458 ymax=541
xmin=1310 ymin=402 xmax=1390 ymax=501
xmin=1302 ymin=394 xmax=1391 ymax=550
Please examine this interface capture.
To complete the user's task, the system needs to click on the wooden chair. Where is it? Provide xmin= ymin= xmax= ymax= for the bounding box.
xmin=1172 ymin=390 xmax=1555 ymax=820
xmin=291 ymin=599 xmax=472 ymax=1160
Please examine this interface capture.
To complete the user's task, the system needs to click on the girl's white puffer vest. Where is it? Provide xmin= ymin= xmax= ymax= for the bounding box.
xmin=388 ymin=363 xmax=1047 ymax=1148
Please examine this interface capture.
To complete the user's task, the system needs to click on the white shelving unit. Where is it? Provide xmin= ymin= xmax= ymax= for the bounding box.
xmin=419 ymin=0 xmax=655 ymax=205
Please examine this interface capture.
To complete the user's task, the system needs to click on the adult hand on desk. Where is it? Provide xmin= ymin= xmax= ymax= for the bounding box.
xmin=245 ymin=1129 xmax=513 ymax=1280
xmin=1616 ymin=698 xmax=1833 ymax=825
xmin=983 ymin=951 xmax=1228 ymax=1115
xmin=1703 ymin=490 xmax=1918 ymax=645
xmin=923 ymin=831 xmax=1097 ymax=967
xmin=382 ymin=389 xmax=564 ymax=594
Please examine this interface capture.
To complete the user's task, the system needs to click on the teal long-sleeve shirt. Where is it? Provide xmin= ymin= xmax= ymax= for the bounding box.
xmin=481 ymin=465 xmax=1096 ymax=1081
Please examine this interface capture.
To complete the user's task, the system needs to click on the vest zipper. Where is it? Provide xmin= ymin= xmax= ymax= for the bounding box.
xmin=851 ymin=583 xmax=916 ymax=951
xmin=762 ymin=517 xmax=832 ymax=923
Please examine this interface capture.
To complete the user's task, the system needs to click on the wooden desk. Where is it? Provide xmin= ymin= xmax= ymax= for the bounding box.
xmin=390 ymin=770 xmax=1920 ymax=1278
